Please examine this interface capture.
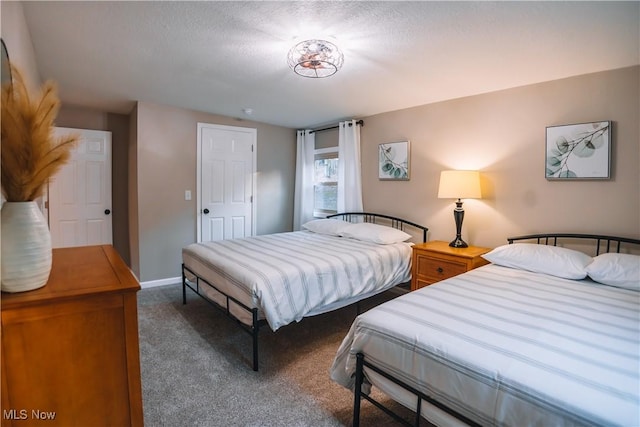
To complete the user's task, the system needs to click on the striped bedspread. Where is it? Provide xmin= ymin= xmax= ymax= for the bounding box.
xmin=330 ymin=264 xmax=640 ymax=426
xmin=182 ymin=231 xmax=412 ymax=331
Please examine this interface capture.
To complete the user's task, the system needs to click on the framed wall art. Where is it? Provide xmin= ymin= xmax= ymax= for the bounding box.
xmin=545 ymin=121 xmax=611 ymax=180
xmin=379 ymin=141 xmax=410 ymax=180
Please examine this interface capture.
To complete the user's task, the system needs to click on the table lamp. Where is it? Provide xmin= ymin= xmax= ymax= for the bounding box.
xmin=437 ymin=170 xmax=482 ymax=248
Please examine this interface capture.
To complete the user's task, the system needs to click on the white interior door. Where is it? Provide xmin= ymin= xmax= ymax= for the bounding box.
xmin=197 ymin=123 xmax=256 ymax=242
xmin=48 ymin=128 xmax=112 ymax=248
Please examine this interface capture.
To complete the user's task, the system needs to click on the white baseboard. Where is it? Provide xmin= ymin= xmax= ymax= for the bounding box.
xmin=140 ymin=276 xmax=181 ymax=289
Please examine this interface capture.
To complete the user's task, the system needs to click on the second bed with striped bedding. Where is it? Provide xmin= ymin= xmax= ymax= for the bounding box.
xmin=331 ymin=263 xmax=640 ymax=426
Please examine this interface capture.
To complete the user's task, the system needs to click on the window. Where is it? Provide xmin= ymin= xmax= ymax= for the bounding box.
xmin=313 ymin=148 xmax=338 ymax=217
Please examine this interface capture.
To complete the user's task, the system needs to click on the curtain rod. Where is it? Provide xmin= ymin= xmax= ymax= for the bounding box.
xmin=309 ymin=119 xmax=364 ymax=134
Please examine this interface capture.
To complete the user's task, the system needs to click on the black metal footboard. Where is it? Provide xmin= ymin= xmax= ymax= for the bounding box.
xmin=353 ymin=353 xmax=481 ymax=427
xmin=182 ymin=264 xmax=267 ymax=371
xmin=182 ymin=264 xmax=394 ymax=372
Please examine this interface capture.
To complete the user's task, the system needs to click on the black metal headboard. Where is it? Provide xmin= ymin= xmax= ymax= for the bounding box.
xmin=327 ymin=212 xmax=428 ymax=243
xmin=507 ymin=233 xmax=640 ymax=255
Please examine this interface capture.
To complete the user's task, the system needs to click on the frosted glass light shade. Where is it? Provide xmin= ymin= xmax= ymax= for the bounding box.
xmin=438 ymin=170 xmax=481 ymax=199
xmin=287 ymin=39 xmax=344 ymax=78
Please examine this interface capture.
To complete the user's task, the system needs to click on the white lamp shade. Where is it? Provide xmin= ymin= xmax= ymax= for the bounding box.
xmin=437 ymin=170 xmax=482 ymax=199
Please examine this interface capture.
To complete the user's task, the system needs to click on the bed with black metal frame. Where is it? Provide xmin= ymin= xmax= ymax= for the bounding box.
xmin=181 ymin=212 xmax=428 ymax=371
xmin=332 ymin=233 xmax=640 ymax=427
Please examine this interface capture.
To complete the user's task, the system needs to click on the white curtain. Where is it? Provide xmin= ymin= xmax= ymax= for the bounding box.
xmin=337 ymin=120 xmax=363 ymax=213
xmin=293 ymin=130 xmax=315 ymax=230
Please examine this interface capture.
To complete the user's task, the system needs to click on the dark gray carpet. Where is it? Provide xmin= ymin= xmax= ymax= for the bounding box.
xmin=137 ymin=284 xmax=427 ymax=426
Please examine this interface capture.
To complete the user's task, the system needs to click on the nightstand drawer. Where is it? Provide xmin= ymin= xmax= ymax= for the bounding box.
xmin=417 ymin=255 xmax=467 ymax=281
xmin=410 ymin=241 xmax=491 ymax=291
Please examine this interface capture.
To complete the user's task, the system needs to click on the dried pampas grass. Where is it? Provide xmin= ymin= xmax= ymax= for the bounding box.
xmin=1 ymin=65 xmax=78 ymax=202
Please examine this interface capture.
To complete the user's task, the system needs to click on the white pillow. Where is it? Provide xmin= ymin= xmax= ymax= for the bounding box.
xmin=340 ymin=222 xmax=412 ymax=244
xmin=301 ymin=219 xmax=352 ymax=236
xmin=482 ymin=243 xmax=592 ymax=280
xmin=585 ymin=253 xmax=640 ymax=290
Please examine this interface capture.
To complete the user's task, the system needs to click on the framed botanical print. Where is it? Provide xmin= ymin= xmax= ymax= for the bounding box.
xmin=545 ymin=121 xmax=611 ymax=180
xmin=378 ymin=141 xmax=410 ymax=180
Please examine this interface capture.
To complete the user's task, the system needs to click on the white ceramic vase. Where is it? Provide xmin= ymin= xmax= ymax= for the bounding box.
xmin=1 ymin=201 xmax=53 ymax=293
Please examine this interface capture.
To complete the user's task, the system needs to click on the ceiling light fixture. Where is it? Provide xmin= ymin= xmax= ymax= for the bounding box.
xmin=287 ymin=39 xmax=344 ymax=78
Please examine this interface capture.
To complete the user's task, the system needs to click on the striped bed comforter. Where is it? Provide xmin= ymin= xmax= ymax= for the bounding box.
xmin=182 ymin=231 xmax=412 ymax=331
xmin=330 ymin=264 xmax=640 ymax=427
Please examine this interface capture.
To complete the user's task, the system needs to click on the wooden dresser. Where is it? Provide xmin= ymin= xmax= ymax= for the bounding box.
xmin=411 ymin=241 xmax=491 ymax=290
xmin=1 ymin=245 xmax=143 ymax=426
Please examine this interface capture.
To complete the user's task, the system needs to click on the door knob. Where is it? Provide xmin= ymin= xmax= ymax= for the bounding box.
xmin=203 ymin=209 xmax=210 ymax=214
xmin=104 ymin=209 xmax=111 ymax=215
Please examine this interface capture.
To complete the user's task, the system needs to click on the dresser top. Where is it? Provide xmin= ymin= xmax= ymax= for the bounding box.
xmin=1 ymin=245 xmax=139 ymax=308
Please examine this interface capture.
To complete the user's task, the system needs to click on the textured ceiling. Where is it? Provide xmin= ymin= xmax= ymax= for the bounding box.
xmin=20 ymin=1 xmax=640 ymax=129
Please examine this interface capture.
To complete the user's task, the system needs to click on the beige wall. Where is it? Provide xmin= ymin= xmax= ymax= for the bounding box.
xmin=0 ymin=1 xmax=40 ymax=90
xmin=128 ymin=105 xmax=140 ymax=278
xmin=315 ymin=127 xmax=339 ymax=149
xmin=360 ymin=66 xmax=640 ymax=248
xmin=134 ymin=101 xmax=296 ymax=282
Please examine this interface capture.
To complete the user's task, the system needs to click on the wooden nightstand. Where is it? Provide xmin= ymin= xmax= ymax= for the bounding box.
xmin=411 ymin=241 xmax=492 ymax=290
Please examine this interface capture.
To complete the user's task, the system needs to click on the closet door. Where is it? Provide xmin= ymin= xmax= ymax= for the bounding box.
xmin=48 ymin=128 xmax=112 ymax=248
xmin=197 ymin=123 xmax=256 ymax=242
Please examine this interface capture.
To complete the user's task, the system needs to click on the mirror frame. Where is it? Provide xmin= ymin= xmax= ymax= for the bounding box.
xmin=1 ymin=38 xmax=12 ymax=86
